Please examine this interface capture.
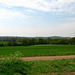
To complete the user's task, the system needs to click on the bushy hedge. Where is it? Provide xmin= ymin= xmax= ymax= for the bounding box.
xmin=0 ymin=53 xmax=32 ymax=75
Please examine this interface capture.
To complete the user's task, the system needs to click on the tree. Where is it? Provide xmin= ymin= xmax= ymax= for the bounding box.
xmin=46 ymin=38 xmax=52 ymax=44
xmin=8 ymin=38 xmax=17 ymax=46
xmin=21 ymin=38 xmax=31 ymax=46
xmin=69 ymin=37 xmax=75 ymax=45
xmin=30 ymin=38 xmax=37 ymax=45
xmin=37 ymin=38 xmax=45 ymax=44
xmin=57 ymin=38 xmax=68 ymax=44
xmin=51 ymin=38 xmax=59 ymax=44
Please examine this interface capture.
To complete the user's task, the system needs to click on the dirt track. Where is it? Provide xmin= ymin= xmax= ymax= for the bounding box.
xmin=0 ymin=55 xmax=75 ymax=61
xmin=21 ymin=55 xmax=75 ymax=61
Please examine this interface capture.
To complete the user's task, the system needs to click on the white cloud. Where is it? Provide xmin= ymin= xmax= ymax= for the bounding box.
xmin=49 ymin=0 xmax=75 ymax=13
xmin=26 ymin=9 xmax=35 ymax=13
xmin=0 ymin=9 xmax=28 ymax=19
xmin=0 ymin=0 xmax=50 ymax=12
xmin=0 ymin=0 xmax=75 ymax=13
xmin=0 ymin=0 xmax=75 ymax=37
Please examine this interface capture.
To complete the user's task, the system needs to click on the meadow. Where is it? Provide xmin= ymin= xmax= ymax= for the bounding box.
xmin=0 ymin=45 xmax=75 ymax=57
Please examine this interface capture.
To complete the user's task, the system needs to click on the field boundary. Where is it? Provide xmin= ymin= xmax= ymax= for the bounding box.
xmin=21 ymin=55 xmax=75 ymax=61
xmin=0 ymin=55 xmax=75 ymax=61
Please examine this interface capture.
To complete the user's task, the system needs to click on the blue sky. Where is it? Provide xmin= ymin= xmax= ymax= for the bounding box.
xmin=0 ymin=0 xmax=75 ymax=37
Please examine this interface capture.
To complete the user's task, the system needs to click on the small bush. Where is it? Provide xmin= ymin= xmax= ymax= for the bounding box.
xmin=0 ymin=52 xmax=31 ymax=75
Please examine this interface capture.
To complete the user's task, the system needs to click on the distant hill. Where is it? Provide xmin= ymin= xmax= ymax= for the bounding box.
xmin=0 ymin=36 xmax=71 ymax=40
xmin=29 ymin=36 xmax=71 ymax=39
xmin=49 ymin=36 xmax=71 ymax=39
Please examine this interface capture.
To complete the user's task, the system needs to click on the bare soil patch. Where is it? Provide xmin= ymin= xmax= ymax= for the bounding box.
xmin=0 ymin=55 xmax=75 ymax=61
xmin=41 ymin=72 xmax=75 ymax=75
xmin=21 ymin=55 xmax=75 ymax=61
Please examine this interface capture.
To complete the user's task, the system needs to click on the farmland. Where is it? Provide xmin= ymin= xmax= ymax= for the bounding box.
xmin=0 ymin=45 xmax=75 ymax=57
xmin=0 ymin=45 xmax=75 ymax=75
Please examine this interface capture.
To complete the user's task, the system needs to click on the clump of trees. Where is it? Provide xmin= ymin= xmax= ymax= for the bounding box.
xmin=0 ymin=37 xmax=75 ymax=46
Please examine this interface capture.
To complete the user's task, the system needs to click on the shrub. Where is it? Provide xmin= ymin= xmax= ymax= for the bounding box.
xmin=0 ymin=52 xmax=31 ymax=75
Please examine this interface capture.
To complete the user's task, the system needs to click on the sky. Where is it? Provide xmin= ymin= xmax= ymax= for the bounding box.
xmin=0 ymin=0 xmax=75 ymax=37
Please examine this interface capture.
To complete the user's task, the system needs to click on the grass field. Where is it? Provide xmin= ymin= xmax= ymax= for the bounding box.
xmin=0 ymin=56 xmax=75 ymax=75
xmin=29 ymin=58 xmax=75 ymax=75
xmin=0 ymin=45 xmax=75 ymax=75
xmin=0 ymin=45 xmax=75 ymax=57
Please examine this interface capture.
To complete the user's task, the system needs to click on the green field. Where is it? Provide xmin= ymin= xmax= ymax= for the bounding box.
xmin=29 ymin=58 xmax=75 ymax=75
xmin=0 ymin=57 xmax=75 ymax=75
xmin=0 ymin=45 xmax=75 ymax=57
xmin=0 ymin=45 xmax=75 ymax=75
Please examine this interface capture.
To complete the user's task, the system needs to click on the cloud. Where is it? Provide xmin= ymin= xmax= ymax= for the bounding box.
xmin=26 ymin=9 xmax=35 ymax=13
xmin=0 ymin=8 xmax=28 ymax=19
xmin=0 ymin=0 xmax=75 ymax=14
xmin=0 ymin=0 xmax=50 ymax=12
xmin=0 ymin=0 xmax=75 ymax=37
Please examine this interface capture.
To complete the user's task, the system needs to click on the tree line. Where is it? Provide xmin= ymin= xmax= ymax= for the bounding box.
xmin=0 ymin=37 xmax=75 ymax=46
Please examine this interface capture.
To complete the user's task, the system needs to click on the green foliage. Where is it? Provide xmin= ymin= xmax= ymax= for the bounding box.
xmin=0 ymin=45 xmax=75 ymax=57
xmin=69 ymin=37 xmax=75 ymax=45
xmin=29 ymin=58 xmax=75 ymax=75
xmin=30 ymin=38 xmax=37 ymax=45
xmin=8 ymin=38 xmax=17 ymax=46
xmin=21 ymin=38 xmax=29 ymax=46
xmin=0 ymin=37 xmax=75 ymax=46
xmin=0 ymin=52 xmax=31 ymax=75
xmin=37 ymin=38 xmax=47 ymax=44
xmin=0 ymin=56 xmax=75 ymax=75
xmin=0 ymin=52 xmax=75 ymax=75
xmin=0 ymin=42 xmax=8 ymax=46
xmin=57 ymin=38 xmax=68 ymax=44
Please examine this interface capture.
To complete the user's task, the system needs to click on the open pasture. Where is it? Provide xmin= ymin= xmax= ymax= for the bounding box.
xmin=0 ymin=45 xmax=75 ymax=57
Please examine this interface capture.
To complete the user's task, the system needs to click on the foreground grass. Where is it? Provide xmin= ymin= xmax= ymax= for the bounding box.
xmin=0 ymin=56 xmax=75 ymax=75
xmin=29 ymin=58 xmax=75 ymax=75
xmin=0 ymin=45 xmax=75 ymax=57
xmin=0 ymin=55 xmax=32 ymax=75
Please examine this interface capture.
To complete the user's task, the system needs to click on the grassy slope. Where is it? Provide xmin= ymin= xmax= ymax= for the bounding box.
xmin=0 ymin=45 xmax=75 ymax=57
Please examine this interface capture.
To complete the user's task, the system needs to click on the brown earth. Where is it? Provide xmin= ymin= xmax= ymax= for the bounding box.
xmin=41 ymin=72 xmax=75 ymax=75
xmin=0 ymin=55 xmax=75 ymax=61
xmin=21 ymin=55 xmax=75 ymax=61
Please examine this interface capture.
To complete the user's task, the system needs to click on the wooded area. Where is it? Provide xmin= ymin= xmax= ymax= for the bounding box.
xmin=0 ymin=37 xmax=75 ymax=46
